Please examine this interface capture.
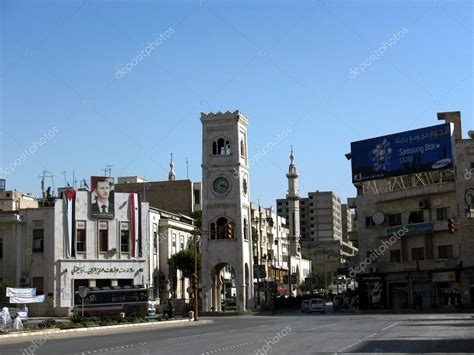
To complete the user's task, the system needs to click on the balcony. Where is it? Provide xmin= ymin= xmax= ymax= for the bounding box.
xmin=347 ymin=198 xmax=357 ymax=209
xmin=348 ymin=231 xmax=358 ymax=242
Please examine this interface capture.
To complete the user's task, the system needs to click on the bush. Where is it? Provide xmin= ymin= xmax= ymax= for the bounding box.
xmin=59 ymin=322 xmax=84 ymax=330
xmin=38 ymin=319 xmax=58 ymax=329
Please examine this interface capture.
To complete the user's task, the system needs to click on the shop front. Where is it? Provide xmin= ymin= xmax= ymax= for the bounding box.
xmin=55 ymin=260 xmax=148 ymax=316
xmin=432 ymin=271 xmax=460 ymax=309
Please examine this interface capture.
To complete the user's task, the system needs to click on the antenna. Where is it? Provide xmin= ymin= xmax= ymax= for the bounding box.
xmin=186 ymin=158 xmax=190 ymax=180
xmin=101 ymin=165 xmax=113 ymax=177
xmin=38 ymin=170 xmax=53 ymax=198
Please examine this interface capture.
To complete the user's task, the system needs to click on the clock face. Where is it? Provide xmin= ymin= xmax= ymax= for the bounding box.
xmin=213 ymin=177 xmax=230 ymax=194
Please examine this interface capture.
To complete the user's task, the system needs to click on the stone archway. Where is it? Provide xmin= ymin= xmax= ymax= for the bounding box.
xmin=210 ymin=263 xmax=238 ymax=312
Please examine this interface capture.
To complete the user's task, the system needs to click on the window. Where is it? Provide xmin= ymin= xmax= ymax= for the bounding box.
xmin=243 ymin=218 xmax=248 ymax=240
xmin=153 ymin=224 xmax=158 ymax=254
xmin=211 ymin=217 xmax=229 ymax=240
xmin=436 ymin=207 xmax=449 ymax=221
xmin=32 ymin=277 xmax=44 ymax=295
xmin=179 ymin=235 xmax=184 ymax=250
xmin=277 ymin=201 xmax=282 ymax=206
xmin=212 ymin=138 xmax=231 ymax=155
xmin=438 ymin=245 xmax=453 ymax=259
xmin=240 ymin=139 xmax=246 ymax=157
xmin=365 ymin=216 xmax=375 ymax=227
xmin=33 ymin=229 xmax=44 ymax=252
xmin=408 ymin=210 xmax=424 ymax=224
xmin=99 ymin=222 xmax=108 ymax=252
xmin=194 ymin=190 xmax=200 ymax=205
xmin=76 ymin=222 xmax=86 ymax=253
xmin=388 ymin=214 xmax=402 ymax=227
xmin=120 ymin=223 xmax=130 ymax=253
xmin=390 ymin=250 xmax=401 ymax=262
xmin=172 ymin=233 xmax=176 ymax=253
xmin=411 ymin=247 xmax=425 ymax=261
xmin=0 ymin=235 xmax=3 ymax=258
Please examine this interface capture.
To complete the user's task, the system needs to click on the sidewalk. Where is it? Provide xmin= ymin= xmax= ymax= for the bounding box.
xmin=0 ymin=318 xmax=213 ymax=345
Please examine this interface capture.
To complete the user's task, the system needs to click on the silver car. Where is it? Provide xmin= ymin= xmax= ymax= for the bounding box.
xmin=308 ymin=298 xmax=326 ymax=314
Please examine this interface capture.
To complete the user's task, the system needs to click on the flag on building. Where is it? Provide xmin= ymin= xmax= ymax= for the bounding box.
xmin=63 ymin=190 xmax=76 ymax=257
xmin=130 ymin=192 xmax=141 ymax=257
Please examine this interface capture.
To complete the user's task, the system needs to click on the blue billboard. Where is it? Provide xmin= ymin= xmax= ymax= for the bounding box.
xmin=351 ymin=123 xmax=452 ymax=183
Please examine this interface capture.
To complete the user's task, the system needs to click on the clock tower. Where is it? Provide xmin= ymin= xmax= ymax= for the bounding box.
xmin=200 ymin=110 xmax=253 ymax=312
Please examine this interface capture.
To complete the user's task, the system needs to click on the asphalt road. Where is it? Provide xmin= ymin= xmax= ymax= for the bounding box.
xmin=2 ymin=308 xmax=474 ymax=354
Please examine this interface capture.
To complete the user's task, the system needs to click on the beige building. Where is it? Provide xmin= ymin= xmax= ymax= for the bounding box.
xmin=0 ymin=190 xmax=38 ymax=211
xmin=0 ymin=188 xmax=195 ymax=316
xmin=115 ymin=175 xmax=202 ymax=216
xmin=277 ymin=191 xmax=358 ymax=276
xmin=250 ymin=202 xmax=311 ymax=303
xmin=350 ymin=111 xmax=474 ymax=310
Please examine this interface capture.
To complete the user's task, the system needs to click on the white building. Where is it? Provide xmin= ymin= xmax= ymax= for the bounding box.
xmin=0 ymin=188 xmax=195 ymax=316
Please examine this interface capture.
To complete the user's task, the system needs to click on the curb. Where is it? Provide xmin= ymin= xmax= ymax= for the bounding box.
xmin=0 ymin=319 xmax=213 ymax=344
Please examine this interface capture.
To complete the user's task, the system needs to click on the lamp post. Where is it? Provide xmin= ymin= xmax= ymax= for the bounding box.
xmin=192 ymin=228 xmax=200 ymax=321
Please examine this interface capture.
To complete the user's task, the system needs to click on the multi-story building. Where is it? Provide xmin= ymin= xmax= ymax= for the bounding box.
xmin=250 ymin=202 xmax=310 ymax=303
xmin=349 ymin=111 xmax=474 ymax=310
xmin=0 ymin=190 xmax=38 ymax=211
xmin=277 ymin=191 xmax=358 ymax=276
xmin=0 ymin=187 xmax=195 ymax=316
xmin=115 ymin=168 xmax=202 ymax=216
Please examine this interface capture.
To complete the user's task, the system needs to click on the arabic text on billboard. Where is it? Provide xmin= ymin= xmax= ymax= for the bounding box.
xmin=351 ymin=123 xmax=452 ymax=183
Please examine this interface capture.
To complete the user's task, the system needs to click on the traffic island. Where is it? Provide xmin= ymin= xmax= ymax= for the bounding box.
xmin=0 ymin=318 xmax=213 ymax=345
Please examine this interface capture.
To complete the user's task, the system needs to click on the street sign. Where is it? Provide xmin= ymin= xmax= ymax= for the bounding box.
xmin=78 ymin=287 xmax=88 ymax=298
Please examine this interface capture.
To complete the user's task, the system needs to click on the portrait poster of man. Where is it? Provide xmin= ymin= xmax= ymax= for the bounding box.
xmin=90 ymin=176 xmax=115 ymax=219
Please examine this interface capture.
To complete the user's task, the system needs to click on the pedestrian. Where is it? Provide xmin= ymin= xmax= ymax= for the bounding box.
xmin=1 ymin=307 xmax=11 ymax=325
xmin=166 ymin=299 xmax=174 ymax=319
xmin=13 ymin=313 xmax=23 ymax=331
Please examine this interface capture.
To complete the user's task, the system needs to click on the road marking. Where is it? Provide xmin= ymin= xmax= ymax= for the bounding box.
xmin=304 ymin=321 xmax=341 ymax=331
xmin=337 ymin=321 xmax=400 ymax=352
xmin=382 ymin=321 xmax=400 ymax=331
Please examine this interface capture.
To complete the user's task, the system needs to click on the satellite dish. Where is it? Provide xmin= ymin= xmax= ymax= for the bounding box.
xmin=372 ymin=211 xmax=385 ymax=225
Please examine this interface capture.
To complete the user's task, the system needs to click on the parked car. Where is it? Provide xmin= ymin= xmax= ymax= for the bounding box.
xmin=221 ymin=300 xmax=237 ymax=311
xmin=301 ymin=300 xmax=310 ymax=313
xmin=308 ymin=298 xmax=326 ymax=314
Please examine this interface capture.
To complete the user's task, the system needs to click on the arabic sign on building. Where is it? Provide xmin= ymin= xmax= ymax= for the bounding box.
xmin=70 ymin=266 xmax=136 ymax=276
xmin=386 ymin=223 xmax=433 ymax=237
xmin=351 ymin=123 xmax=452 ymax=183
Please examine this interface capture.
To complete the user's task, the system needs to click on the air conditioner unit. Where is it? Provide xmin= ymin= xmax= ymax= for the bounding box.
xmin=419 ymin=200 xmax=429 ymax=209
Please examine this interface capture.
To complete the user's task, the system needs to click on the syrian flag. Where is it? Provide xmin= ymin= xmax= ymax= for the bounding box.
xmin=130 ymin=193 xmax=141 ymax=257
xmin=63 ymin=190 xmax=76 ymax=257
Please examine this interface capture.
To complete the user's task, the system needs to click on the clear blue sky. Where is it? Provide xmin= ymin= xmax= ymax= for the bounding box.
xmin=1 ymin=0 xmax=472 ymax=207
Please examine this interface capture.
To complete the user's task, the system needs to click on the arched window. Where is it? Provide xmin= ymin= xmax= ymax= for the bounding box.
xmin=240 ymin=139 xmax=246 ymax=157
xmin=243 ymin=218 xmax=248 ymax=240
xmin=212 ymin=137 xmax=231 ymax=156
xmin=210 ymin=223 xmax=216 ymax=240
xmin=216 ymin=217 xmax=228 ymax=239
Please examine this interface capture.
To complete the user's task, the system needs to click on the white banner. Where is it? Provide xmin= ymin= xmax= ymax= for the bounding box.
xmin=6 ymin=288 xmax=36 ymax=297
xmin=9 ymin=295 xmax=45 ymax=304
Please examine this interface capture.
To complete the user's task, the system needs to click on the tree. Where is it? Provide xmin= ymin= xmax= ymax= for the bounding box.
xmin=168 ymin=248 xmax=201 ymax=278
xmin=189 ymin=210 xmax=202 ymax=229
xmin=301 ymin=251 xmax=312 ymax=261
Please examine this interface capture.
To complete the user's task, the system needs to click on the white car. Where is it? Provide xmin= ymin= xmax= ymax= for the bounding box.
xmin=308 ymin=298 xmax=326 ymax=314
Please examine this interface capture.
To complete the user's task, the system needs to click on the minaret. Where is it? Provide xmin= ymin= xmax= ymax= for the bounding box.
xmin=286 ymin=146 xmax=301 ymax=257
xmin=168 ymin=153 xmax=176 ymax=181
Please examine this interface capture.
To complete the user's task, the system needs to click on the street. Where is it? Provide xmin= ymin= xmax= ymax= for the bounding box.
xmin=2 ymin=308 xmax=474 ymax=354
